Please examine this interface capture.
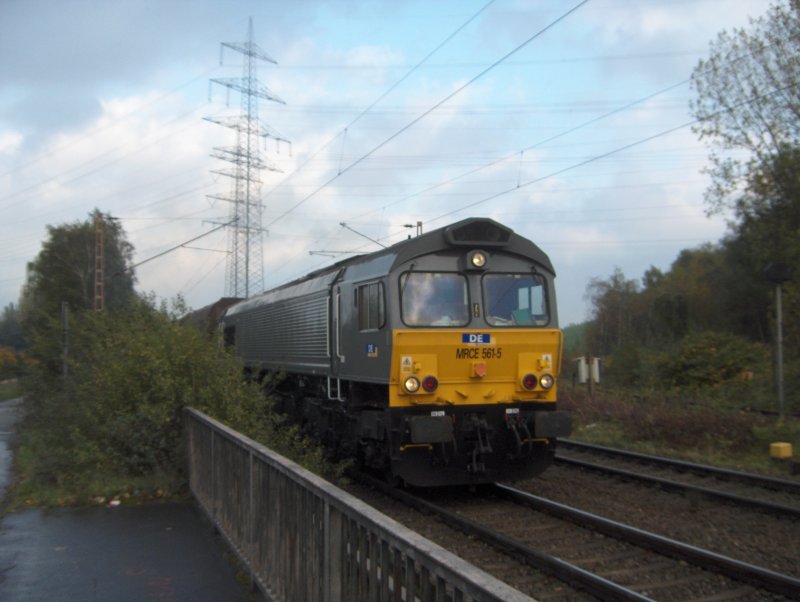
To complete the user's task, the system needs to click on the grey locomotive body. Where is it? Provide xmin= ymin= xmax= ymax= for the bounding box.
xmin=221 ymin=217 xmax=571 ymax=486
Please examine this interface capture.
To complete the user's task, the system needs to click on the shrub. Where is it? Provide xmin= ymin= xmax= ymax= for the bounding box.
xmin=656 ymin=331 xmax=770 ymax=390
xmin=15 ymin=295 xmax=336 ymax=506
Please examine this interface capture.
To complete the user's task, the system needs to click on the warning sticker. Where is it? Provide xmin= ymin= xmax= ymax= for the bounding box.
xmin=400 ymin=356 xmax=413 ymax=373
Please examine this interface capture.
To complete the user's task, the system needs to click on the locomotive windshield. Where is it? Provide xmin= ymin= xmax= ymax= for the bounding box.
xmin=484 ymin=273 xmax=549 ymax=326
xmin=400 ymin=272 xmax=469 ymax=327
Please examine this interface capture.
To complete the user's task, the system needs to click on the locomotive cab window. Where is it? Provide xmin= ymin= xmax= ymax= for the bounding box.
xmin=357 ymin=281 xmax=385 ymax=331
xmin=484 ymin=273 xmax=548 ymax=326
xmin=400 ymin=272 xmax=469 ymax=327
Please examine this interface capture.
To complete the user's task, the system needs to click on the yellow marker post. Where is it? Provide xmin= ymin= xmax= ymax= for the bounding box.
xmin=770 ymin=442 xmax=793 ymax=460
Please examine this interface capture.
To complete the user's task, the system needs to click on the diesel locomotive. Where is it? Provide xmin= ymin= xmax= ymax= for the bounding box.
xmin=220 ymin=217 xmax=571 ymax=486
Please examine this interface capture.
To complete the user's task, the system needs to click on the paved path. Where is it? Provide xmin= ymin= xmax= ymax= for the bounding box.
xmin=0 ymin=398 xmax=254 ymax=601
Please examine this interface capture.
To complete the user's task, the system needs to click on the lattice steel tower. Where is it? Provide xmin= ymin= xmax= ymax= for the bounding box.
xmin=207 ymin=18 xmax=288 ymax=298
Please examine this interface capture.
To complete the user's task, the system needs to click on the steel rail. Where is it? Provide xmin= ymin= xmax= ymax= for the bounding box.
xmin=354 ymin=473 xmax=652 ymax=602
xmin=555 ymin=455 xmax=800 ymax=518
xmin=495 ymin=483 xmax=800 ymax=599
xmin=559 ymin=439 xmax=800 ymax=493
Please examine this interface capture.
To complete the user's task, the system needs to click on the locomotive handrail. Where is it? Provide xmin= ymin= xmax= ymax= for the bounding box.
xmin=184 ymin=407 xmax=531 ymax=602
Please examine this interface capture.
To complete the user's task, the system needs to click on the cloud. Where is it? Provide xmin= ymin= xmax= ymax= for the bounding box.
xmin=0 ymin=0 xmax=773 ymax=324
xmin=0 ymin=132 xmax=23 ymax=155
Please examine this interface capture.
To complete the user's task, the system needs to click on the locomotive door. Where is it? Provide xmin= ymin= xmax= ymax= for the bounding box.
xmin=328 ymin=271 xmax=346 ymax=401
xmin=333 ymin=287 xmax=345 ymax=365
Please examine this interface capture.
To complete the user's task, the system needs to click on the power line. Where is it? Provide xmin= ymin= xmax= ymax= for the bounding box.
xmin=338 ymin=0 xmax=591 ymax=178
xmin=263 ymin=0 xmax=498 ymax=229
xmin=342 ymin=78 xmax=692 ymax=225
xmin=426 ymin=82 xmax=800 ymax=227
xmin=275 ymin=50 xmax=706 ymax=71
xmin=265 ymin=0 xmax=591 ymax=230
xmin=297 ymin=29 xmax=781 ymax=241
xmin=120 ymin=219 xmax=236 ymax=275
xmin=0 ymin=103 xmax=210 ymax=211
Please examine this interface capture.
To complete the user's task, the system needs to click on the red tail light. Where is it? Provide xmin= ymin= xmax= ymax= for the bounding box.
xmin=521 ymin=373 xmax=537 ymax=390
xmin=422 ymin=375 xmax=439 ymax=392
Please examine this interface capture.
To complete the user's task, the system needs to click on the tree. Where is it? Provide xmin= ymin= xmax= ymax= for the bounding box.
xmin=690 ymin=2 xmax=800 ymax=400
xmin=585 ymin=268 xmax=642 ymax=355
xmin=690 ymin=0 xmax=800 ymax=214
xmin=0 ymin=303 xmax=24 ymax=350
xmin=19 ymin=211 xmax=137 ymax=374
xmin=725 ymin=147 xmax=800 ymax=354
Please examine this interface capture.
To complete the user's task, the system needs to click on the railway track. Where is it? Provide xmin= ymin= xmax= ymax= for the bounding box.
xmin=556 ymin=440 xmax=800 ymax=518
xmin=356 ymin=474 xmax=800 ymax=601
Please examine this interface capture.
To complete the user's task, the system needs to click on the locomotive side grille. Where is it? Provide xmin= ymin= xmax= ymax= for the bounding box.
xmin=239 ymin=293 xmax=329 ymax=366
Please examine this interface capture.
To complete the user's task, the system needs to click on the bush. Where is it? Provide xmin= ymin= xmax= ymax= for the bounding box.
xmin=656 ymin=331 xmax=769 ymax=389
xmin=14 ymin=296 xmax=335 ymax=507
xmin=596 ymin=331 xmax=775 ymax=406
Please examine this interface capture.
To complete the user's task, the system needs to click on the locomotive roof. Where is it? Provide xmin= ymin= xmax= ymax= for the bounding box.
xmin=301 ymin=217 xmax=552 ymax=278
xmin=228 ymin=217 xmax=554 ymax=313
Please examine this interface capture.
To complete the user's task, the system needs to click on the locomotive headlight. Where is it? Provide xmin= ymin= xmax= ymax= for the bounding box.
xmin=403 ymin=376 xmax=421 ymax=393
xmin=539 ymin=374 xmax=555 ymax=390
xmin=469 ymin=250 xmax=488 ymax=269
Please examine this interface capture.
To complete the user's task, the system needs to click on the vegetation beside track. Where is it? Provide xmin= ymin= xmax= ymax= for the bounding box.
xmin=560 ymin=2 xmax=800 ymax=476
xmin=560 ymin=388 xmax=800 ymax=476
xmin=6 ymin=296 xmax=340 ymax=510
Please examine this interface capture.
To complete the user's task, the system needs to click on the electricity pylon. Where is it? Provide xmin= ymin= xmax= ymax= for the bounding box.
xmin=206 ymin=18 xmax=289 ymax=298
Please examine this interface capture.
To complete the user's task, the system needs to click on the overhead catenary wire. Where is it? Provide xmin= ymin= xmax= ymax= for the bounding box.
xmin=2 ymin=1 xmax=771 ymax=314
xmin=334 ymin=0 xmax=591 ymax=179
xmin=263 ymin=0 xmax=499 ymax=228
xmin=265 ymin=0 xmax=591 ymax=231
xmin=256 ymin=1 xmax=595 ymax=286
xmin=343 ymin=78 xmax=692 ymax=225
xmin=0 ymin=66 xmax=221 ymax=184
xmin=336 ymin=37 xmax=780 ymax=228
xmin=0 ymin=103 xmax=212 ymax=211
xmin=425 ymin=81 xmax=800 ymax=228
xmin=317 ymin=80 xmax=795 ymax=260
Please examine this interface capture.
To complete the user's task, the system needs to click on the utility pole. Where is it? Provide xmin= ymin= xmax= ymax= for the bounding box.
xmin=206 ymin=18 xmax=289 ymax=298
xmin=765 ymin=262 xmax=792 ymax=422
xmin=94 ymin=211 xmax=104 ymax=312
xmin=62 ymin=301 xmax=69 ymax=381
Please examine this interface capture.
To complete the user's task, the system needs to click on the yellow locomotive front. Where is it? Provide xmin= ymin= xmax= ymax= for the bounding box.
xmin=383 ymin=249 xmax=571 ymax=486
xmin=223 ymin=217 xmax=570 ymax=487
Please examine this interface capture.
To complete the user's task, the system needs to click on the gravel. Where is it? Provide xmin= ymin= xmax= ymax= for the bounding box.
xmin=343 ymin=461 xmax=800 ymax=599
xmin=513 ymin=464 xmax=800 ymax=578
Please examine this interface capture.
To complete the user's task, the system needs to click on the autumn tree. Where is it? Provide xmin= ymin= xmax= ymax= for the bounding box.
xmin=690 ymin=0 xmax=799 ymax=395
xmin=690 ymin=0 xmax=800 ymax=214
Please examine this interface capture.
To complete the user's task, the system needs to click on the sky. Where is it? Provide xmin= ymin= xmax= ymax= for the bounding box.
xmin=0 ymin=0 xmax=772 ymax=326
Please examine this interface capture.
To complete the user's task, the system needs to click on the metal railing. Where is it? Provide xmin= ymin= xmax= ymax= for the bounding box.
xmin=185 ymin=408 xmax=532 ymax=602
